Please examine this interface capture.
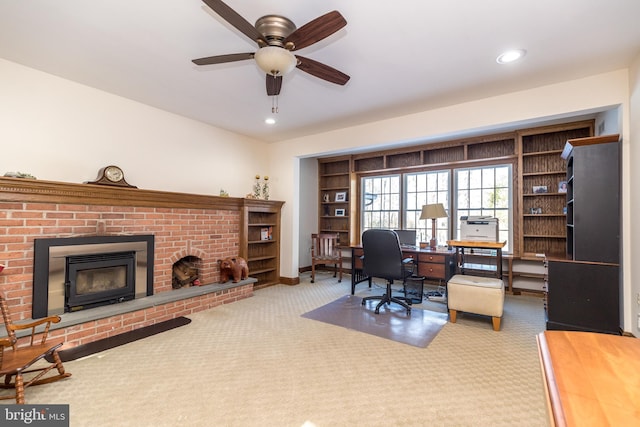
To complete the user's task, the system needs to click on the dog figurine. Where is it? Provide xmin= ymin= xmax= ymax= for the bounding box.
xmin=218 ymin=257 xmax=249 ymax=283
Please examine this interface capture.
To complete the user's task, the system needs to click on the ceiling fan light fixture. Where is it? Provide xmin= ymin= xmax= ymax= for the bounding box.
xmin=254 ymin=46 xmax=297 ymax=76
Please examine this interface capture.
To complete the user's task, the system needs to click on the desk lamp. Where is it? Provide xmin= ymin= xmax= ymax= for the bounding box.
xmin=420 ymin=203 xmax=448 ymax=249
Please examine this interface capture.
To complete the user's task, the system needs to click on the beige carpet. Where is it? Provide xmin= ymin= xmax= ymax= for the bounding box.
xmin=4 ymin=274 xmax=549 ymax=426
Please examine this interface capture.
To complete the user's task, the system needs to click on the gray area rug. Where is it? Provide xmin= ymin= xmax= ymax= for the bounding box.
xmin=301 ymin=294 xmax=448 ymax=347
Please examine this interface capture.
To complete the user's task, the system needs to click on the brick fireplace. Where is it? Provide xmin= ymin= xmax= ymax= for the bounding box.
xmin=0 ymin=177 xmax=258 ymax=348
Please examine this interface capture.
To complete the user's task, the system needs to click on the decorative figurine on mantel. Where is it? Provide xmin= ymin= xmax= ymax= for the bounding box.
xmin=4 ymin=171 xmax=37 ymax=179
xmin=218 ymin=257 xmax=249 ymax=283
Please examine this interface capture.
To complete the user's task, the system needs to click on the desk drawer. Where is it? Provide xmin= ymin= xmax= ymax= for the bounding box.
xmin=418 ymin=253 xmax=447 ymax=263
xmin=353 ymin=248 xmax=364 ymax=269
xmin=417 ymin=263 xmax=446 ymax=279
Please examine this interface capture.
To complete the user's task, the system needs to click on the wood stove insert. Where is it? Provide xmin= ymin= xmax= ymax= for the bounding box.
xmin=32 ymin=235 xmax=154 ymax=318
xmin=65 ymin=251 xmax=136 ymax=312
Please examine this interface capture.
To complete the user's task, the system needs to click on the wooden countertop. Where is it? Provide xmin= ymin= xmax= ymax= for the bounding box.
xmin=536 ymin=331 xmax=640 ymax=426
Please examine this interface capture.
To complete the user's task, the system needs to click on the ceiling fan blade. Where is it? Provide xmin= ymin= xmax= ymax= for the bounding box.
xmin=201 ymin=0 xmax=266 ymax=45
xmin=192 ymin=52 xmax=254 ymax=65
xmin=284 ymin=11 xmax=347 ymax=51
xmin=266 ymin=75 xmax=283 ymax=96
xmin=296 ymin=55 xmax=350 ymax=85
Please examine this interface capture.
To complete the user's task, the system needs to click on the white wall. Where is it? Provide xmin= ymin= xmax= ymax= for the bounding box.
xmin=0 ymin=59 xmax=268 ymax=197
xmin=298 ymin=158 xmax=318 ymax=269
xmin=594 ymin=107 xmax=620 ymax=136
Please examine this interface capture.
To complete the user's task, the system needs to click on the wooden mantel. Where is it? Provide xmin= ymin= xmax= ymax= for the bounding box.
xmin=0 ymin=176 xmax=272 ymax=211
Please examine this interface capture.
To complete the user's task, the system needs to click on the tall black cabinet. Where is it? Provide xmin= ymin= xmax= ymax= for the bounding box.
xmin=545 ymin=134 xmax=621 ymax=334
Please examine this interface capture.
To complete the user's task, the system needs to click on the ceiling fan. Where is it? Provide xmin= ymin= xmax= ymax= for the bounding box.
xmin=192 ymin=0 xmax=350 ymax=97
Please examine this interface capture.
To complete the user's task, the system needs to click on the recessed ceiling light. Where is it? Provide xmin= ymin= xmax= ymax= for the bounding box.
xmin=265 ymin=118 xmax=276 ymax=125
xmin=496 ymin=49 xmax=526 ymax=64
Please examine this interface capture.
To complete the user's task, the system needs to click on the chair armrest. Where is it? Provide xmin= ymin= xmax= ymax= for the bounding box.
xmin=7 ymin=315 xmax=61 ymax=331
xmin=6 ymin=315 xmax=61 ymax=346
xmin=402 ymin=257 xmax=416 ymax=276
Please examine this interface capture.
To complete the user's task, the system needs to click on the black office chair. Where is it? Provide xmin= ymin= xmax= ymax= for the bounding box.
xmin=360 ymin=229 xmax=415 ymax=314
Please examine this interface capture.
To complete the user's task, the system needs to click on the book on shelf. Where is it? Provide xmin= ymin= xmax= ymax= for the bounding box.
xmin=261 ymin=226 xmax=273 ymax=241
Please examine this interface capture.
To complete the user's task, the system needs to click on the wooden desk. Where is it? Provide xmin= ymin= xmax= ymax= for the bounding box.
xmin=447 ymin=240 xmax=506 ymax=279
xmin=536 ymin=331 xmax=640 ymax=426
xmin=350 ymin=246 xmax=455 ymax=295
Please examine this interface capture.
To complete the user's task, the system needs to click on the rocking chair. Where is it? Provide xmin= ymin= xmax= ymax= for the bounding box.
xmin=0 ymin=292 xmax=71 ymax=404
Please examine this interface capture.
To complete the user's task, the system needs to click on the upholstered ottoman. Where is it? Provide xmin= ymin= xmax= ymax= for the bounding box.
xmin=447 ymin=274 xmax=505 ymax=331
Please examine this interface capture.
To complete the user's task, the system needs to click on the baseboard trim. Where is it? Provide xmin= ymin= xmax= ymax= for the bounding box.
xmin=279 ymin=276 xmax=300 ymax=286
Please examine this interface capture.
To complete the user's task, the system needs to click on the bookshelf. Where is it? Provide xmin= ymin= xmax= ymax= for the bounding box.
xmin=318 ymin=156 xmax=351 ymax=246
xmin=517 ymin=122 xmax=592 ymax=259
xmin=241 ymin=199 xmax=284 ymax=289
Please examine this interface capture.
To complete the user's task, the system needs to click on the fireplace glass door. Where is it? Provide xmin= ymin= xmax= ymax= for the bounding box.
xmin=65 ymin=251 xmax=136 ymax=312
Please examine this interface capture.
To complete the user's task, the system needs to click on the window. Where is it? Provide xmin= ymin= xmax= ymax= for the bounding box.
xmin=360 ymin=164 xmax=512 ymax=252
xmin=455 ymin=165 xmax=512 ymax=251
xmin=361 ymin=175 xmax=400 ymax=231
xmin=405 ymin=171 xmax=450 ymax=244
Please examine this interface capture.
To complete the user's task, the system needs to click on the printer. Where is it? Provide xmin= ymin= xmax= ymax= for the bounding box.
xmin=459 ymin=216 xmax=499 ymax=242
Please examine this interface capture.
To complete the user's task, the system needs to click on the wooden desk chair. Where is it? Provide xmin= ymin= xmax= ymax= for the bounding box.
xmin=0 ymin=292 xmax=71 ymax=404
xmin=310 ymin=233 xmax=343 ymax=283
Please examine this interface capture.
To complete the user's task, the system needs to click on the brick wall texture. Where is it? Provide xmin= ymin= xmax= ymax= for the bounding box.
xmin=0 ymin=201 xmax=252 ymax=347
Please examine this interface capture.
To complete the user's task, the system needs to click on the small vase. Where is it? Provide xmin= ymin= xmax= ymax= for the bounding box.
xmin=253 ymin=175 xmax=261 ymax=198
xmin=262 ymin=177 xmax=270 ymax=200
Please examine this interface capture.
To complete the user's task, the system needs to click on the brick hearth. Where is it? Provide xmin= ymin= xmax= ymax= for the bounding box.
xmin=0 ymin=177 xmax=265 ymax=348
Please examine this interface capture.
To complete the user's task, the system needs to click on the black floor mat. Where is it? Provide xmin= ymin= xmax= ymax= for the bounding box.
xmin=50 ymin=316 xmax=192 ymax=362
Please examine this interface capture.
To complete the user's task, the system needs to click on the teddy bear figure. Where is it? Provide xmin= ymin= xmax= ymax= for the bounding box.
xmin=218 ymin=257 xmax=249 ymax=283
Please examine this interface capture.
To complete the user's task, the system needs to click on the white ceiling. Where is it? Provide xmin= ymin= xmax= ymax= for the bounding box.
xmin=1 ymin=1 xmax=639 ymax=143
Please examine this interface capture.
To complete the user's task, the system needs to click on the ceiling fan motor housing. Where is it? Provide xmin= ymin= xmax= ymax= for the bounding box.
xmin=255 ymin=15 xmax=296 ymax=48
